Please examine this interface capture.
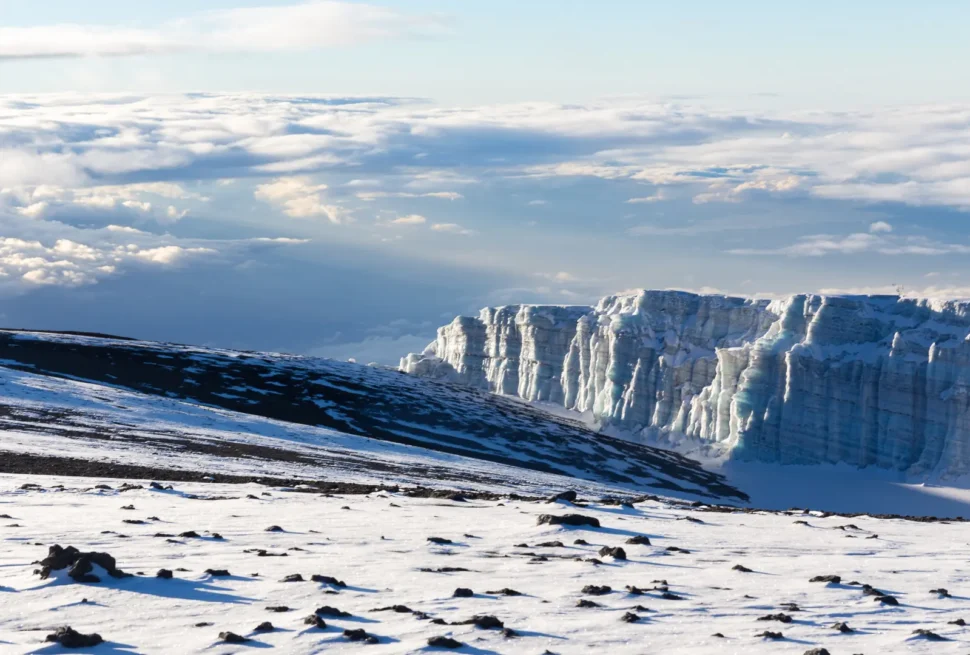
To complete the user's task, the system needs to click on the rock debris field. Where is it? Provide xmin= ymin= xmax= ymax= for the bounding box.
xmin=2 ymin=475 xmax=969 ymax=653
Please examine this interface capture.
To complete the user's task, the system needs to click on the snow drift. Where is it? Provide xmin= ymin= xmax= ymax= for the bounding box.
xmin=402 ymin=290 xmax=970 ymax=479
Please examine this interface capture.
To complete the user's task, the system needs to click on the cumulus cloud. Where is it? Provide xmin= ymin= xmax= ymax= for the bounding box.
xmin=0 ymin=2 xmax=444 ymax=60
xmin=869 ymin=220 xmax=893 ymax=233
xmin=356 ymin=191 xmax=463 ymax=201
xmin=0 ymin=236 xmax=214 ymax=288
xmin=254 ymin=177 xmax=348 ymax=222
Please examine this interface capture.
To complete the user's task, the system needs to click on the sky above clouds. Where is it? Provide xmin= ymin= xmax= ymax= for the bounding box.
xmin=0 ymin=1 xmax=969 ymax=363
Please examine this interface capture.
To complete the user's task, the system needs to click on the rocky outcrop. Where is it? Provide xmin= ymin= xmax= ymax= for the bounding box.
xmin=401 ymin=290 xmax=970 ymax=479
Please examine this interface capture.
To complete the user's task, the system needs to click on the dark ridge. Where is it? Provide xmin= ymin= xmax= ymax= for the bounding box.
xmin=0 ymin=327 xmax=136 ymax=341
xmin=0 ymin=330 xmax=747 ymax=501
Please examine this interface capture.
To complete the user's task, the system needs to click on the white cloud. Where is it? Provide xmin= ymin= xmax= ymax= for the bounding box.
xmin=0 ymin=236 xmax=215 ymax=288
xmin=0 ymin=2 xmax=444 ymax=59
xmin=869 ymin=220 xmax=893 ymax=233
xmin=626 ymin=191 xmax=667 ymax=204
xmin=730 ymin=232 xmax=970 ymax=257
xmin=390 ymin=214 xmax=427 ymax=225
xmin=254 ymin=176 xmax=348 ymax=223
xmin=430 ymin=222 xmax=475 ymax=235
xmin=357 ymin=191 xmax=463 ymax=201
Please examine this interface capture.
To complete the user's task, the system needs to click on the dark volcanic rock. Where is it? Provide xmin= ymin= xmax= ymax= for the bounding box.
xmin=501 ymin=628 xmax=518 ymax=638
xmin=427 ymin=537 xmax=454 ymax=545
xmin=344 ymin=628 xmax=378 ymax=643
xmin=304 ymin=614 xmax=327 ymax=628
xmin=757 ymin=613 xmax=792 ymax=623
xmin=581 ymin=585 xmax=612 ymax=596
xmin=573 ymin=539 xmax=590 ymax=545
xmin=756 ymin=631 xmax=784 ymax=639
xmin=598 ymin=546 xmax=627 ymax=560
xmin=486 ymin=588 xmax=523 ymax=596
xmin=809 ymin=574 xmax=841 ymax=584
xmin=205 ymin=569 xmax=231 ymax=577
xmin=930 ymin=587 xmax=951 ymax=597
xmin=428 ymin=635 xmax=464 ymax=648
xmin=535 ymin=541 xmax=565 ymax=548
xmin=254 ymin=621 xmax=274 ymax=632
xmin=621 ymin=612 xmax=640 ymax=623
xmin=625 ymin=535 xmax=651 ymax=545
xmin=461 ymin=615 xmax=504 ymax=629
xmin=831 ymin=621 xmax=853 ymax=633
xmin=265 ymin=525 xmax=284 ymax=532
xmin=179 ymin=531 xmax=201 ymax=538
xmin=549 ymin=490 xmax=578 ymax=503
xmin=311 ymin=574 xmax=346 ymax=587
xmin=949 ymin=618 xmax=966 ymax=626
xmin=219 ymin=632 xmax=249 ymax=643
xmin=280 ymin=573 xmax=304 ymax=582
xmin=912 ymin=629 xmax=946 ymax=640
xmin=316 ymin=605 xmax=352 ymax=617
xmin=537 ymin=514 xmax=600 ymax=528
xmin=577 ymin=599 xmax=600 ymax=608
xmin=266 ymin=606 xmax=291 ymax=613
xmin=373 ymin=605 xmax=413 ymax=613
xmin=665 ymin=546 xmax=690 ymax=554
xmin=874 ymin=595 xmax=899 ymax=606
xmin=779 ymin=603 xmax=800 ymax=612
xmin=732 ymin=564 xmax=753 ymax=573
xmin=38 ymin=545 xmax=131 ymax=583
xmin=453 ymin=588 xmax=474 ymax=598
xmin=803 ymin=649 xmax=831 ymax=655
xmin=45 ymin=627 xmax=103 ymax=648
xmin=156 ymin=569 xmax=173 ymax=579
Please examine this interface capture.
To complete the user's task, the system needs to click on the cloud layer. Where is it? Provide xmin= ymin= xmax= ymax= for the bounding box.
xmin=0 ymin=2 xmax=443 ymax=59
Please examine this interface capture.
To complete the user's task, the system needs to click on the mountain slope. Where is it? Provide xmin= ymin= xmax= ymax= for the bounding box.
xmin=0 ymin=329 xmax=745 ymax=500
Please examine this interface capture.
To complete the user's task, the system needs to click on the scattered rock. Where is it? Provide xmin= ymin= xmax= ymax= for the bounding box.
xmin=501 ymin=628 xmax=518 ymax=638
xmin=427 ymin=537 xmax=454 ymax=545
xmin=280 ymin=573 xmax=304 ymax=582
xmin=831 ymin=621 xmax=853 ymax=633
xmin=949 ymin=618 xmax=966 ymax=626
xmin=205 ymin=569 xmax=231 ymax=577
xmin=757 ymin=613 xmax=792 ymax=624
xmin=912 ymin=629 xmax=946 ymax=640
xmin=316 ymin=605 xmax=351 ymax=617
xmin=373 ymin=605 xmax=413 ymax=613
xmin=809 ymin=575 xmax=841 ymax=584
xmin=219 ymin=632 xmax=249 ymax=643
xmin=665 ymin=546 xmax=690 ymax=554
xmin=621 ymin=612 xmax=640 ymax=623
xmin=732 ymin=564 xmax=753 ymax=573
xmin=581 ymin=585 xmax=612 ymax=595
xmin=265 ymin=525 xmax=284 ymax=532
xmin=254 ymin=621 xmax=274 ymax=632
xmin=573 ymin=539 xmax=590 ymax=545
xmin=549 ymin=490 xmax=578 ymax=503
xmin=38 ymin=545 xmax=131 ymax=583
xmin=712 ymin=633 xmax=725 ymax=638
xmin=453 ymin=588 xmax=474 ymax=598
xmin=803 ymin=649 xmax=831 ymax=655
xmin=156 ymin=569 xmax=173 ymax=579
xmin=179 ymin=531 xmax=201 ymax=538
xmin=420 ymin=567 xmax=470 ymax=573
xmin=486 ymin=588 xmax=523 ymax=596
xmin=304 ymin=615 xmax=326 ymax=628
xmin=576 ymin=599 xmax=600 ymax=608
xmin=458 ymin=615 xmax=504 ymax=629
xmin=930 ymin=587 xmax=951 ymax=597
xmin=598 ymin=546 xmax=627 ymax=560
xmin=45 ymin=627 xmax=103 ymax=648
xmin=428 ymin=635 xmax=463 ymax=648
xmin=311 ymin=574 xmax=346 ymax=587
xmin=874 ymin=595 xmax=899 ymax=606
xmin=344 ymin=628 xmax=378 ymax=643
xmin=537 ymin=514 xmax=600 ymax=528
xmin=535 ymin=541 xmax=565 ymax=548
xmin=756 ymin=631 xmax=784 ymax=640
xmin=660 ymin=592 xmax=685 ymax=600
xmin=266 ymin=606 xmax=290 ymax=613
xmin=195 ymin=622 xmax=213 ymax=627
xmin=780 ymin=603 xmax=800 ymax=612
xmin=625 ymin=535 xmax=651 ymax=545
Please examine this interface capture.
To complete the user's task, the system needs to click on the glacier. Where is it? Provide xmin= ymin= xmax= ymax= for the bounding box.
xmin=401 ymin=290 xmax=970 ymax=479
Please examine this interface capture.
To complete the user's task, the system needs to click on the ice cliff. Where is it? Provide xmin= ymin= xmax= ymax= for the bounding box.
xmin=401 ymin=290 xmax=970 ymax=478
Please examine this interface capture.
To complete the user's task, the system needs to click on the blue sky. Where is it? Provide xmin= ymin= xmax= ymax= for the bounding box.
xmin=0 ymin=1 xmax=969 ymax=363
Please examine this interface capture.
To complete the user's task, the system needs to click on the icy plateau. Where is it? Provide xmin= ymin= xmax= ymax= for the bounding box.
xmin=402 ymin=290 xmax=970 ymax=479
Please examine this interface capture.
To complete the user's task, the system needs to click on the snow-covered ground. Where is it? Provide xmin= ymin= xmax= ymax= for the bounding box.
xmin=3 ymin=474 xmax=970 ymax=654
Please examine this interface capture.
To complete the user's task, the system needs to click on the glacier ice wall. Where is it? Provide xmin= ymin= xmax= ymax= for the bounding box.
xmin=401 ymin=290 xmax=970 ymax=478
